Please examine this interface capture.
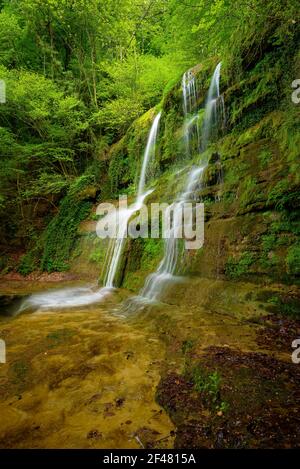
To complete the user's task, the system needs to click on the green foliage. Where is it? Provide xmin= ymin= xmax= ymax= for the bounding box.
xmin=267 ymin=180 xmax=300 ymax=211
xmin=239 ymin=177 xmax=257 ymax=209
xmin=257 ymin=213 xmax=299 ymax=275
xmin=271 ymin=216 xmax=300 ymax=237
xmin=107 ymin=109 xmax=156 ymax=195
xmin=262 ymin=234 xmax=278 ymax=251
xmin=17 ymin=252 xmax=37 ymax=276
xmin=90 ymin=213 xmax=101 ymax=222
xmin=0 ymin=10 xmax=22 ymax=66
xmin=225 ymin=252 xmax=255 ymax=279
xmin=259 ymin=234 xmax=281 ymax=271
xmin=181 ymin=339 xmax=195 ymax=355
xmin=0 ymin=0 xmax=299 ymax=279
xmin=267 ymin=294 xmax=300 ymax=319
xmin=94 ymin=99 xmax=144 ymax=140
xmin=258 ymin=148 xmax=272 ymax=169
xmin=277 ymin=100 xmax=300 ymax=180
xmin=140 ymin=239 xmax=163 ymax=271
xmin=160 ymin=108 xmax=183 ymax=165
xmin=191 ymin=367 xmax=228 ymax=413
xmin=1 ymin=0 xmax=179 ymax=264
xmin=108 ymin=139 xmax=134 ymax=195
xmin=0 ymin=63 xmax=94 ymax=255
xmin=192 ymin=367 xmax=219 ymax=394
xmin=41 ymin=196 xmax=92 ymax=272
xmin=286 ymin=244 xmax=300 ymax=277
xmin=89 ymin=247 xmax=106 ymax=264
xmin=96 ymin=54 xmax=181 ymax=140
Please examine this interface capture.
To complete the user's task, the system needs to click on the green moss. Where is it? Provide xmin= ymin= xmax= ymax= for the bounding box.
xmin=239 ymin=176 xmax=258 ymax=209
xmin=108 ymin=137 xmax=132 ymax=195
xmin=286 ymin=244 xmax=300 ymax=277
xmin=17 ymin=252 xmax=37 ymax=275
xmin=266 ymin=294 xmax=300 ymax=319
xmin=189 ymin=367 xmax=228 ymax=413
xmin=160 ymin=108 xmax=183 ymax=167
xmin=140 ymin=238 xmax=163 ymax=270
xmin=108 ymin=108 xmax=156 ymax=196
xmin=267 ymin=179 xmax=300 ymax=211
xmin=259 ymin=233 xmax=281 ymax=270
xmin=234 ymin=111 xmax=283 ymax=147
xmin=89 ymin=248 xmax=106 ymax=264
xmin=10 ymin=360 xmax=29 ymax=389
xmin=258 ymin=148 xmax=272 ymax=169
xmin=162 ymin=75 xmax=181 ymax=99
xmin=225 ymin=252 xmax=255 ymax=279
xmin=271 ymin=216 xmax=300 ymax=237
xmin=277 ymin=103 xmax=300 ymax=180
xmin=46 ymin=328 xmax=75 ymax=348
xmin=261 ymin=234 xmax=277 ymax=251
xmin=223 ymin=158 xmax=249 ymax=195
xmin=122 ymin=238 xmax=164 ymax=291
xmin=90 ymin=213 xmax=101 ymax=221
xmin=41 ymin=197 xmax=92 ymax=272
xmin=181 ymin=339 xmax=195 ymax=355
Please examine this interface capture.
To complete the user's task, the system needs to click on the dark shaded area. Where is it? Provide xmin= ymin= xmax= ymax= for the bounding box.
xmin=0 ymin=295 xmax=27 ymax=317
xmin=156 ymin=346 xmax=300 ymax=448
xmin=256 ymin=314 xmax=300 ymax=352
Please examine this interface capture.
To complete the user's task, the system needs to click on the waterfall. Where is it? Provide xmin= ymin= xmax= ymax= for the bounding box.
xmin=103 ymin=111 xmax=161 ymax=288
xmin=182 ymin=70 xmax=198 ymax=115
xmin=17 ymin=112 xmax=161 ymax=311
xmin=102 ymin=190 xmax=150 ymax=288
xmin=182 ymin=71 xmax=200 ymax=156
xmin=202 ymin=62 xmax=225 ymax=151
xmin=138 ymin=166 xmax=205 ymax=303
xmin=137 ymin=112 xmax=161 ymax=199
xmin=128 ymin=62 xmax=223 ymax=307
xmin=17 ymin=62 xmax=224 ymax=313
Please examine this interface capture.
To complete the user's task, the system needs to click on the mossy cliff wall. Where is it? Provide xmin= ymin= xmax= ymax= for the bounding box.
xmin=8 ymin=40 xmax=299 ymax=301
xmin=103 ymin=48 xmax=300 ymax=295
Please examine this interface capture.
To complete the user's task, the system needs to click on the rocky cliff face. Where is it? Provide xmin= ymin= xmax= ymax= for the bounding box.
xmin=86 ymin=48 xmax=300 ymax=315
xmin=7 ymin=41 xmax=299 ymax=316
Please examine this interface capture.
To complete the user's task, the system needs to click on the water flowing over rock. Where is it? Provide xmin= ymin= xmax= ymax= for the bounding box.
xmin=127 ymin=62 xmax=224 ymax=308
xmin=103 ymin=112 xmax=161 ymax=288
xmin=17 ymin=113 xmax=162 ymax=311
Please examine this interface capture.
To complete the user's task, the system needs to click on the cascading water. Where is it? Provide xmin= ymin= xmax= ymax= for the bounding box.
xmin=182 ymin=71 xmax=201 ymax=156
xmin=102 ymin=112 xmax=161 ymax=289
xmin=201 ymin=62 xmax=225 ymax=151
xmin=182 ymin=70 xmax=198 ymax=115
xmin=17 ymin=63 xmax=223 ymax=312
xmin=17 ymin=112 xmax=161 ymax=311
xmin=128 ymin=62 xmax=224 ymax=307
xmin=137 ymin=112 xmax=161 ymax=199
xmin=101 ymin=191 xmax=150 ymax=289
xmin=136 ymin=165 xmax=205 ymax=303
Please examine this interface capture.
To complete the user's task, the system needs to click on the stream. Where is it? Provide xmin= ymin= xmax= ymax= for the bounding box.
xmin=1 ymin=276 xmax=296 ymax=449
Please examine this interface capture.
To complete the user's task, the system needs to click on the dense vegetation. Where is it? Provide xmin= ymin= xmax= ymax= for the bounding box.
xmin=0 ymin=0 xmax=299 ymax=275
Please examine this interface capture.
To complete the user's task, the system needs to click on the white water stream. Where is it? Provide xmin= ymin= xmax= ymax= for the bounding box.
xmin=18 ymin=113 xmax=161 ymax=311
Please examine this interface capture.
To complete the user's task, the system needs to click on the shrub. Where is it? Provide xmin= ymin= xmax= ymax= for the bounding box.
xmin=286 ymin=244 xmax=300 ymax=276
xmin=17 ymin=252 xmax=36 ymax=276
xmin=41 ymin=197 xmax=92 ymax=272
xmin=225 ymin=252 xmax=255 ymax=279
